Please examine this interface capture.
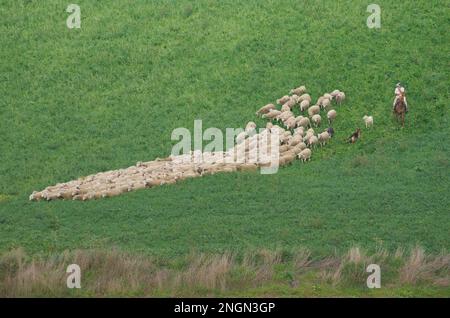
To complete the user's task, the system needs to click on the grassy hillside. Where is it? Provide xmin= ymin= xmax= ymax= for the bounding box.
xmin=0 ymin=0 xmax=449 ymax=265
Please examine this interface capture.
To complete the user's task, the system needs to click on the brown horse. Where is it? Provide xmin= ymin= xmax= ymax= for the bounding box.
xmin=393 ymin=93 xmax=407 ymax=127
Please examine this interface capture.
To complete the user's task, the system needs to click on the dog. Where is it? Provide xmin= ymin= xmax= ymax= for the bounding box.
xmin=348 ymin=128 xmax=361 ymax=143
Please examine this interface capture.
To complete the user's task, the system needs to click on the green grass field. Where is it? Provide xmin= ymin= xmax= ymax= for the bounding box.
xmin=0 ymin=0 xmax=449 ymax=296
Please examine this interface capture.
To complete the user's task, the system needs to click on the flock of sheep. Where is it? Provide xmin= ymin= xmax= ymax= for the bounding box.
xmin=255 ymin=85 xmax=346 ymax=161
xmin=29 ymin=85 xmax=360 ymax=201
xmin=28 ymin=142 xmax=282 ymax=202
xmin=28 ymin=156 xmax=263 ymax=201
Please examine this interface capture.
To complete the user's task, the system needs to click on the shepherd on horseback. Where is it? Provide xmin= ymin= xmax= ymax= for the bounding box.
xmin=392 ymin=82 xmax=408 ymax=112
xmin=393 ymin=82 xmax=408 ymax=126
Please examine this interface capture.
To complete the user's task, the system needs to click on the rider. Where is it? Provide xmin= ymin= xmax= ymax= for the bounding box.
xmin=393 ymin=82 xmax=408 ymax=112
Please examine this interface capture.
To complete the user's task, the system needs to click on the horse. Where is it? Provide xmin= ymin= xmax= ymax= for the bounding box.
xmin=393 ymin=93 xmax=407 ymax=127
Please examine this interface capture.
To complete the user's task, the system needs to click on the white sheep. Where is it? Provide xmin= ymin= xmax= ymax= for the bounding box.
xmin=285 ymin=97 xmax=297 ymax=108
xmin=318 ymin=131 xmax=331 ymax=146
xmin=363 ymin=115 xmax=373 ymax=128
xmin=262 ymin=109 xmax=281 ymax=119
xmin=295 ymin=115 xmax=304 ymax=125
xmin=245 ymin=121 xmax=256 ymax=133
xmin=289 ymin=134 xmax=303 ymax=147
xmin=270 ymin=125 xmax=285 ymax=135
xmin=294 ymin=126 xmax=305 ymax=136
xmin=290 ymin=86 xmax=306 ymax=95
xmin=298 ymin=142 xmax=307 ymax=151
xmin=303 ymin=130 xmax=314 ymax=143
xmin=321 ymin=98 xmax=331 ymax=109
xmin=256 ymin=103 xmax=275 ymax=115
xmin=307 ymin=105 xmax=320 ymax=117
xmin=299 ymin=99 xmax=310 ymax=112
xmin=327 ymin=109 xmax=337 ymax=124
xmin=316 ymin=96 xmax=325 ymax=106
xmin=276 ymin=95 xmax=290 ymax=105
xmin=303 ymin=132 xmax=314 ymax=143
xmin=335 ymin=92 xmax=346 ymax=104
xmin=307 ymin=135 xmax=318 ymax=148
xmin=278 ymin=111 xmax=294 ymax=122
xmin=297 ymin=117 xmax=310 ymax=128
xmin=298 ymin=148 xmax=312 ymax=162
xmin=330 ymin=89 xmax=341 ymax=97
xmin=298 ymin=93 xmax=311 ymax=103
xmin=311 ymin=114 xmax=321 ymax=127
xmin=323 ymin=93 xmax=333 ymax=101
xmin=284 ymin=116 xmax=297 ymax=129
xmin=281 ymin=103 xmax=291 ymax=112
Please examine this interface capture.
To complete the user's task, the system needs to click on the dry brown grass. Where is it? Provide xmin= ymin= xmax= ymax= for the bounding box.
xmin=0 ymin=247 xmax=448 ymax=297
xmin=399 ymin=247 xmax=450 ymax=285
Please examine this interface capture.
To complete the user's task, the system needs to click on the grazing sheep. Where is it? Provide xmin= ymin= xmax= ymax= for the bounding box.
xmin=316 ymin=96 xmax=325 ymax=106
xmin=363 ymin=115 xmax=373 ymax=128
xmin=294 ymin=126 xmax=305 ymax=136
xmin=330 ymin=89 xmax=341 ymax=97
xmin=290 ymin=94 xmax=300 ymax=103
xmin=298 ymin=93 xmax=311 ymax=103
xmin=307 ymin=135 xmax=319 ymax=148
xmin=321 ymin=98 xmax=331 ymax=109
xmin=307 ymin=105 xmax=320 ymax=117
xmin=29 ymin=85 xmax=352 ymax=201
xmin=283 ymin=130 xmax=292 ymax=138
xmin=348 ymin=128 xmax=361 ymax=143
xmin=284 ymin=117 xmax=297 ymax=129
xmin=327 ymin=109 xmax=337 ymax=124
xmin=270 ymin=125 xmax=285 ymax=135
xmin=256 ymin=103 xmax=276 ymax=115
xmin=318 ymin=131 xmax=331 ymax=146
xmin=279 ymin=153 xmax=297 ymax=166
xmin=299 ymin=99 xmax=310 ymax=112
xmin=323 ymin=93 xmax=333 ymax=100
xmin=297 ymin=117 xmax=310 ymax=128
xmin=298 ymin=148 xmax=312 ymax=162
xmin=303 ymin=131 xmax=313 ymax=143
xmin=276 ymin=95 xmax=290 ymax=105
xmin=29 ymin=191 xmax=41 ymax=201
xmin=298 ymin=142 xmax=307 ymax=151
xmin=290 ymin=86 xmax=306 ymax=95
xmin=262 ymin=109 xmax=281 ymax=119
xmin=245 ymin=121 xmax=256 ymax=133
xmin=295 ymin=115 xmax=304 ymax=125
xmin=289 ymin=134 xmax=303 ymax=147
xmin=311 ymin=114 xmax=321 ymax=127
xmin=335 ymin=92 xmax=346 ymax=104
xmin=278 ymin=111 xmax=294 ymax=122
xmin=279 ymin=144 xmax=290 ymax=153
xmin=281 ymin=103 xmax=291 ymax=112
xmin=280 ymin=131 xmax=292 ymax=144
xmin=285 ymin=98 xmax=297 ymax=108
